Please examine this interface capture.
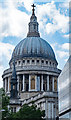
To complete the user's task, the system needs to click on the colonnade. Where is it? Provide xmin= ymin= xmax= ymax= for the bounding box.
xmin=4 ymin=74 xmax=57 ymax=93
xmin=45 ymin=100 xmax=56 ymax=119
xmin=44 ymin=95 xmax=58 ymax=119
xmin=4 ymin=77 xmax=10 ymax=93
xmin=17 ymin=74 xmax=56 ymax=92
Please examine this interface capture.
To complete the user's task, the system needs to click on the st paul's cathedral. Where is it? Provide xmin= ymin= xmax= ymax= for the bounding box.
xmin=2 ymin=4 xmax=61 ymax=119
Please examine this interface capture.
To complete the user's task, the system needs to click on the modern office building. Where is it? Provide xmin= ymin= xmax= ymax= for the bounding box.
xmin=2 ymin=4 xmax=61 ymax=119
xmin=58 ymin=55 xmax=71 ymax=120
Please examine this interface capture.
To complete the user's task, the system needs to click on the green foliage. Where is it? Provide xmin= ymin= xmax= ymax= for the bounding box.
xmin=9 ymin=104 xmax=45 ymax=120
xmin=0 ymin=88 xmax=10 ymax=120
xmin=0 ymin=88 xmax=45 ymax=120
xmin=0 ymin=88 xmax=3 ymax=110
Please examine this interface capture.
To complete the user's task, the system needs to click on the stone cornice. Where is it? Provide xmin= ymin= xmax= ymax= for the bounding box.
xmin=2 ymin=66 xmax=61 ymax=78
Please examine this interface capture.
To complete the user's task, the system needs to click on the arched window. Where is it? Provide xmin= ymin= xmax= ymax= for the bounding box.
xmin=54 ymin=77 xmax=57 ymax=91
xmin=31 ymin=76 xmax=35 ymax=89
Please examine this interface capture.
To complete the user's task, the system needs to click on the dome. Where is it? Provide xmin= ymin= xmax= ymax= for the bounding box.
xmin=10 ymin=7 xmax=57 ymax=64
xmin=10 ymin=37 xmax=57 ymax=63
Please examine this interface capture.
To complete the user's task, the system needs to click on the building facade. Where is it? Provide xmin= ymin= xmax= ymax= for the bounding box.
xmin=58 ymin=56 xmax=71 ymax=120
xmin=2 ymin=4 xmax=61 ymax=119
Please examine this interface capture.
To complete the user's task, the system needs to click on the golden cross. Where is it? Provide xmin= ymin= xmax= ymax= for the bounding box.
xmin=31 ymin=4 xmax=36 ymax=15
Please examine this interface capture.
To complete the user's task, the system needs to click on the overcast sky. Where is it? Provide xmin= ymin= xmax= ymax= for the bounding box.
xmin=0 ymin=0 xmax=70 ymax=88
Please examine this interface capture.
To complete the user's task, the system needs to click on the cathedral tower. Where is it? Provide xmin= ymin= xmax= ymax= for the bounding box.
xmin=10 ymin=61 xmax=18 ymax=99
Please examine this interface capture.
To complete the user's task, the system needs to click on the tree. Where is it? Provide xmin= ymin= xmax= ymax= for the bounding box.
xmin=0 ymin=88 xmax=45 ymax=120
xmin=0 ymin=88 xmax=10 ymax=120
xmin=0 ymin=88 xmax=2 ymax=119
xmin=10 ymin=104 xmax=45 ymax=120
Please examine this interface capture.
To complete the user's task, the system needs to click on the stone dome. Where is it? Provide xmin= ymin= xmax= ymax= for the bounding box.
xmin=10 ymin=37 xmax=57 ymax=63
xmin=10 ymin=8 xmax=57 ymax=64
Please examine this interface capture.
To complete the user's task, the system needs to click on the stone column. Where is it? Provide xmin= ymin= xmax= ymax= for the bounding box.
xmin=45 ymin=98 xmax=48 ymax=119
xmin=53 ymin=103 xmax=55 ymax=119
xmin=6 ymin=78 xmax=8 ymax=92
xmin=47 ymin=75 xmax=49 ymax=91
xmin=52 ymin=76 xmax=54 ymax=91
xmin=48 ymin=102 xmax=51 ymax=118
xmin=17 ymin=76 xmax=19 ymax=91
xmin=35 ymin=75 xmax=37 ymax=91
xmin=57 ymin=77 xmax=58 ymax=92
xmin=37 ymin=75 xmax=41 ymax=91
xmin=8 ymin=77 xmax=10 ymax=92
xmin=47 ymin=101 xmax=54 ymax=119
xmin=55 ymin=102 xmax=56 ymax=118
xmin=41 ymin=75 xmax=43 ymax=91
xmin=52 ymin=103 xmax=54 ymax=118
xmin=22 ymin=75 xmax=25 ymax=91
xmin=29 ymin=75 xmax=31 ymax=91
xmin=5 ymin=78 xmax=7 ymax=92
